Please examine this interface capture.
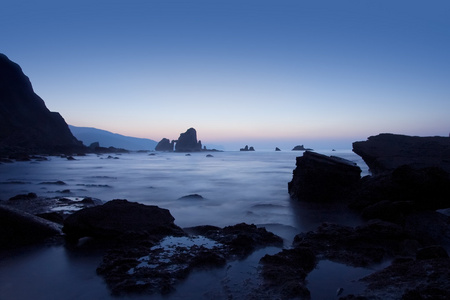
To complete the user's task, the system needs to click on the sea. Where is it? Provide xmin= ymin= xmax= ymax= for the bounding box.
xmin=0 ymin=150 xmax=382 ymax=300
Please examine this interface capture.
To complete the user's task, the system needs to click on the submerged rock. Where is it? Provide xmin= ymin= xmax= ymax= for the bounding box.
xmin=288 ymin=151 xmax=361 ymax=202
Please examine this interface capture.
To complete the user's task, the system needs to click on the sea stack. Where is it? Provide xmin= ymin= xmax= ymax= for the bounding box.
xmin=175 ymin=128 xmax=202 ymax=152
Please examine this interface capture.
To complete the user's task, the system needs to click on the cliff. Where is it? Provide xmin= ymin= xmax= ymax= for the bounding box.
xmin=0 ymin=54 xmax=83 ymax=154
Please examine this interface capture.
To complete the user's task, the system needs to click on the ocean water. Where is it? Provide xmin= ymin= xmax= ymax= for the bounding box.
xmin=0 ymin=150 xmax=373 ymax=299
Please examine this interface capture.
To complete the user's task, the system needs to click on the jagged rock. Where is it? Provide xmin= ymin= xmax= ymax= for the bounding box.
xmin=174 ymin=128 xmax=202 ymax=152
xmin=288 ymin=151 xmax=361 ymax=202
xmin=0 ymin=204 xmax=62 ymax=250
xmin=155 ymin=138 xmax=174 ymax=151
xmin=275 ymin=147 xmax=281 ymax=151
xmin=63 ymin=199 xmax=184 ymax=242
xmin=352 ymin=133 xmax=450 ymax=175
xmin=240 ymin=145 xmax=255 ymax=151
xmin=0 ymin=53 xmax=84 ymax=154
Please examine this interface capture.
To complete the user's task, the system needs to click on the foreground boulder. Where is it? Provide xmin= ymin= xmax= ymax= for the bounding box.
xmin=0 ymin=204 xmax=62 ymax=250
xmin=63 ymin=199 xmax=184 ymax=241
xmin=0 ymin=53 xmax=84 ymax=154
xmin=352 ymin=133 xmax=450 ymax=175
xmin=288 ymin=151 xmax=361 ymax=202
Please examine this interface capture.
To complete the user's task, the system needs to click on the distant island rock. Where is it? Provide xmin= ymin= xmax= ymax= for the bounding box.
xmin=175 ymin=128 xmax=202 ymax=152
xmin=352 ymin=133 xmax=450 ymax=175
xmin=155 ymin=138 xmax=175 ymax=151
xmin=0 ymin=54 xmax=84 ymax=154
xmin=275 ymin=147 xmax=281 ymax=151
xmin=156 ymin=128 xmax=218 ymax=152
xmin=292 ymin=145 xmax=313 ymax=151
xmin=240 ymin=145 xmax=255 ymax=151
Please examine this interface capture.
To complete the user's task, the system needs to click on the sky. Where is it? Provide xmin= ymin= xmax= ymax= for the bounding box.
xmin=1 ymin=0 xmax=449 ymax=150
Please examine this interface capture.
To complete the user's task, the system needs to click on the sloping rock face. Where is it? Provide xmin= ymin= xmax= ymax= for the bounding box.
xmin=62 ymin=199 xmax=184 ymax=241
xmin=0 ymin=54 xmax=83 ymax=154
xmin=288 ymin=151 xmax=361 ymax=202
xmin=155 ymin=138 xmax=174 ymax=151
xmin=352 ymin=133 xmax=450 ymax=175
xmin=174 ymin=128 xmax=202 ymax=152
xmin=0 ymin=204 xmax=62 ymax=250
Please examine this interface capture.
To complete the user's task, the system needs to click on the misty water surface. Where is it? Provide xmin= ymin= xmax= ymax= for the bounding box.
xmin=0 ymin=150 xmax=371 ymax=299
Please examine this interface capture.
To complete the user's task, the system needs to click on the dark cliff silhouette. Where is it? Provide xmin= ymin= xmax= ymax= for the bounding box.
xmin=0 ymin=54 xmax=83 ymax=154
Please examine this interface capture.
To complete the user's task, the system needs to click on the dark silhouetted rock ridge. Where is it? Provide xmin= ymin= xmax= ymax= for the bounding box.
xmin=352 ymin=133 xmax=450 ymax=175
xmin=0 ymin=53 xmax=83 ymax=154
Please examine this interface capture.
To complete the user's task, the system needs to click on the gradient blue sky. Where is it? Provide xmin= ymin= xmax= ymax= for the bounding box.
xmin=2 ymin=0 xmax=449 ymax=150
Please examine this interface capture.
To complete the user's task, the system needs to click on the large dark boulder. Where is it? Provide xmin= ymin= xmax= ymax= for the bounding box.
xmin=350 ymin=165 xmax=450 ymax=219
xmin=0 ymin=53 xmax=84 ymax=154
xmin=155 ymin=138 xmax=174 ymax=151
xmin=0 ymin=204 xmax=62 ymax=250
xmin=288 ymin=151 xmax=361 ymax=202
xmin=63 ymin=199 xmax=184 ymax=241
xmin=174 ymin=128 xmax=202 ymax=152
xmin=352 ymin=133 xmax=450 ymax=175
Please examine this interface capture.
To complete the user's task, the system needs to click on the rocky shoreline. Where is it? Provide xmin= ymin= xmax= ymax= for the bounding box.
xmin=1 ymin=133 xmax=450 ymax=299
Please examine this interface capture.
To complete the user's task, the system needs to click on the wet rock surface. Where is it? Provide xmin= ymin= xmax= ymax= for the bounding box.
xmin=260 ymin=247 xmax=316 ymax=299
xmin=293 ymin=220 xmax=421 ymax=267
xmin=96 ymin=223 xmax=283 ymax=296
xmin=354 ymin=256 xmax=450 ymax=300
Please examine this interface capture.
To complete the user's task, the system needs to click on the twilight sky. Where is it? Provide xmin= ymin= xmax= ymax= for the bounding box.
xmin=2 ymin=0 xmax=449 ymax=150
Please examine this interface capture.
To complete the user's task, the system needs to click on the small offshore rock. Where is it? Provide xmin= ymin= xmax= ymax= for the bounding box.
xmin=178 ymin=194 xmax=204 ymax=200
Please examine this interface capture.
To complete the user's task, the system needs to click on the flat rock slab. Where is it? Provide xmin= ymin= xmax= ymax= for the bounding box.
xmin=352 ymin=133 xmax=450 ymax=175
